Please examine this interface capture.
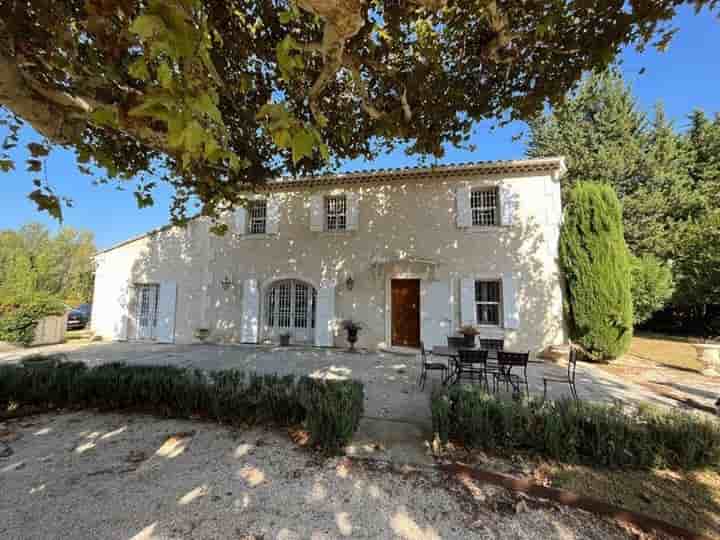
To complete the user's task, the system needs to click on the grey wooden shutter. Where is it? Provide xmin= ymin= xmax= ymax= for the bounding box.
xmin=502 ymin=273 xmax=519 ymax=329
xmin=266 ymin=197 xmax=280 ymax=235
xmin=500 ymin=182 xmax=514 ymax=226
xmin=309 ymin=195 xmax=324 ymax=232
xmin=314 ymin=284 xmax=336 ymax=346
xmin=241 ymin=278 xmax=259 ymax=343
xmin=156 ymin=281 xmax=177 ymax=343
xmin=346 ymin=192 xmax=359 ymax=231
xmin=460 ymin=277 xmax=475 ymax=326
xmin=234 ymin=207 xmax=247 ymax=235
xmin=456 ymin=185 xmax=471 ymax=228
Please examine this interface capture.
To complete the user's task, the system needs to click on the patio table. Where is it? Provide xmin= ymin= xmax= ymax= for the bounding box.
xmin=432 ymin=346 xmax=499 ymax=385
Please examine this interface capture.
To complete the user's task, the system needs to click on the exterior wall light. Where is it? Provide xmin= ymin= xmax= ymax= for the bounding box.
xmin=220 ymin=275 xmax=233 ymax=290
xmin=346 ymin=275 xmax=355 ymax=291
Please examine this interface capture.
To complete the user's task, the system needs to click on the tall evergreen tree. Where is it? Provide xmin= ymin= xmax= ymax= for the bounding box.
xmin=560 ymin=182 xmax=634 ymax=359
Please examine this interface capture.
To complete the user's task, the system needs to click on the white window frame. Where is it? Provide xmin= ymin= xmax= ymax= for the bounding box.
xmin=248 ymin=200 xmax=267 ymax=234
xmin=325 ymin=195 xmax=347 ymax=232
xmin=475 ymin=279 xmax=502 ymax=326
xmin=135 ymin=283 xmax=160 ymax=338
xmin=470 ymin=187 xmax=499 ymax=227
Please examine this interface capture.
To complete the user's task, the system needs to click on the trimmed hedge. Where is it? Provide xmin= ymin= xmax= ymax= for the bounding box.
xmin=431 ymin=386 xmax=720 ymax=469
xmin=0 ymin=361 xmax=364 ymax=454
xmin=0 ymin=296 xmax=66 ymax=346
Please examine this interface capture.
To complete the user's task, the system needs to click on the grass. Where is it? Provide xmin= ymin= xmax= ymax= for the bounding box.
xmin=628 ymin=333 xmax=701 ymax=371
xmin=540 ymin=463 xmax=720 ymax=538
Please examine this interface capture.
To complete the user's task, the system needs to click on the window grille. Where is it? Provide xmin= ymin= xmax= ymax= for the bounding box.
xmin=325 ymin=195 xmax=347 ymax=231
xmin=248 ymin=200 xmax=267 ymax=234
xmin=475 ymin=280 xmax=501 ymax=325
xmin=136 ymin=284 xmax=159 ymax=333
xmin=470 ymin=188 xmax=498 ymax=226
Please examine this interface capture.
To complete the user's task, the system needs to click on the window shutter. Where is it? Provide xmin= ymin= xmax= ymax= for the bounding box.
xmin=500 ymin=182 xmax=514 ymax=226
xmin=309 ymin=195 xmax=324 ymax=232
xmin=266 ymin=197 xmax=280 ymax=234
xmin=156 ymin=281 xmax=177 ymax=343
xmin=234 ymin=207 xmax=247 ymax=235
xmin=112 ymin=281 xmax=130 ymax=341
xmin=346 ymin=192 xmax=359 ymax=231
xmin=460 ymin=278 xmax=475 ymax=326
xmin=241 ymin=279 xmax=259 ymax=343
xmin=421 ymin=280 xmax=452 ymax=348
xmin=314 ymin=285 xmax=335 ymax=346
xmin=456 ymin=185 xmax=471 ymax=228
xmin=502 ymin=273 xmax=519 ymax=329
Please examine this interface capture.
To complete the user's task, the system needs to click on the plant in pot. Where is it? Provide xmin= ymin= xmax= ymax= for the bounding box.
xmin=340 ymin=319 xmax=363 ymax=351
xmin=279 ymin=332 xmax=291 ymax=347
xmin=457 ymin=325 xmax=480 ymax=347
xmin=693 ymin=318 xmax=720 ymax=375
xmin=193 ymin=328 xmax=210 ymax=343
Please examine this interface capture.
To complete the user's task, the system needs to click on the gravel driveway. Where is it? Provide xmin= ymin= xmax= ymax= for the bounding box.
xmin=0 ymin=412 xmax=634 ymax=540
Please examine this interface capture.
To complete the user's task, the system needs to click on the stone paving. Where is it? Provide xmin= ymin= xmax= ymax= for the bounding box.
xmin=1 ymin=341 xmax=715 ymax=463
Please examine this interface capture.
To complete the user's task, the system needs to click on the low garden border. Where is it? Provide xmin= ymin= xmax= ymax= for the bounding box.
xmin=0 ymin=359 xmax=364 ymax=454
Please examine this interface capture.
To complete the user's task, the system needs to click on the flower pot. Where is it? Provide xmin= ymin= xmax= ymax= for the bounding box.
xmin=693 ymin=343 xmax=720 ymax=375
xmin=346 ymin=329 xmax=359 ymax=351
xmin=462 ymin=333 xmax=476 ymax=348
xmin=279 ymin=334 xmax=291 ymax=347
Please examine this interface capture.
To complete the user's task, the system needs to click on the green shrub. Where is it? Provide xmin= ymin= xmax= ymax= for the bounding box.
xmin=431 ymin=386 xmax=720 ymax=469
xmin=630 ymin=254 xmax=675 ymax=325
xmin=298 ymin=377 xmax=364 ymax=453
xmin=559 ymin=182 xmax=634 ymax=359
xmin=0 ymin=362 xmax=364 ymax=454
xmin=0 ymin=295 xmax=66 ymax=346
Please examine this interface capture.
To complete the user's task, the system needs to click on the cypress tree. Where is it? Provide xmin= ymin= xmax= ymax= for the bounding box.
xmin=560 ymin=182 xmax=634 ymax=360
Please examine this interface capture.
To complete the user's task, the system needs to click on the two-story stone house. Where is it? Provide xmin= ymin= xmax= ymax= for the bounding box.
xmin=91 ymin=157 xmax=566 ymax=353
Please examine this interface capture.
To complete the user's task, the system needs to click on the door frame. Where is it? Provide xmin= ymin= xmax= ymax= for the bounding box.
xmin=385 ymin=273 xmax=423 ymax=348
xmin=259 ymin=275 xmax=319 ymax=344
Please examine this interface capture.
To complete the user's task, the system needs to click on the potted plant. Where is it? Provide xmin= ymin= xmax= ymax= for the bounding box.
xmin=457 ymin=325 xmax=480 ymax=347
xmin=279 ymin=332 xmax=291 ymax=347
xmin=692 ymin=321 xmax=720 ymax=375
xmin=340 ymin=319 xmax=363 ymax=351
xmin=193 ymin=328 xmax=210 ymax=343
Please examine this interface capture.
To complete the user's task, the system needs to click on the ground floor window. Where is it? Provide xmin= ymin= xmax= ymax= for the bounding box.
xmin=135 ymin=283 xmax=159 ymax=339
xmin=475 ymin=280 xmax=501 ymax=325
xmin=264 ymin=279 xmax=316 ymax=342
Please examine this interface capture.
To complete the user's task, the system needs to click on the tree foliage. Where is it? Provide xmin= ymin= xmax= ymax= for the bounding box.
xmin=527 ymin=71 xmax=720 ymax=328
xmin=0 ymin=0 xmax=717 ymax=223
xmin=0 ymin=223 xmax=96 ymax=307
xmin=630 ymin=254 xmax=674 ymax=325
xmin=559 ymin=182 xmax=634 ymax=360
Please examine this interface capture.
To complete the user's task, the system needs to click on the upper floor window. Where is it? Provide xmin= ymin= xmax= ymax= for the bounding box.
xmin=475 ymin=280 xmax=501 ymax=326
xmin=248 ymin=200 xmax=267 ymax=234
xmin=471 ymin=188 xmax=498 ymax=226
xmin=325 ymin=195 xmax=347 ymax=231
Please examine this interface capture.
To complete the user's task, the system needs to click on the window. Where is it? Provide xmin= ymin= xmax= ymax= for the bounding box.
xmin=135 ymin=283 xmax=159 ymax=338
xmin=475 ymin=280 xmax=501 ymax=325
xmin=471 ymin=188 xmax=498 ymax=226
xmin=248 ymin=200 xmax=267 ymax=234
xmin=325 ymin=195 xmax=347 ymax=231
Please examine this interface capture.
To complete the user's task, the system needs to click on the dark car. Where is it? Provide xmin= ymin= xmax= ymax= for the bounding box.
xmin=66 ymin=303 xmax=92 ymax=330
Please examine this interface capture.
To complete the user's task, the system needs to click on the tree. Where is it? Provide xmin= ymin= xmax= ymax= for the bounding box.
xmin=559 ymin=182 xmax=634 ymax=360
xmin=630 ymin=254 xmax=674 ymax=325
xmin=0 ymin=0 xmax=716 ymax=225
xmin=0 ymin=224 xmax=96 ymax=307
xmin=526 ymin=70 xmax=649 ymax=198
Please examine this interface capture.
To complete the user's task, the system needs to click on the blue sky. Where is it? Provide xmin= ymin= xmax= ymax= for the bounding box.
xmin=1 ymin=5 xmax=718 ymax=250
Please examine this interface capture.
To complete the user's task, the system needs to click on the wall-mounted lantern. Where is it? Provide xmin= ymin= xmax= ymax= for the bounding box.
xmin=220 ymin=275 xmax=233 ymax=291
xmin=345 ymin=275 xmax=355 ymax=291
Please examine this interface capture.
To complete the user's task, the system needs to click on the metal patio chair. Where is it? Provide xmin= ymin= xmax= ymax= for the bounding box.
xmin=496 ymin=351 xmax=530 ymax=397
xmin=543 ymin=345 xmax=579 ymax=401
xmin=417 ymin=341 xmax=448 ymax=391
xmin=456 ymin=348 xmax=490 ymax=389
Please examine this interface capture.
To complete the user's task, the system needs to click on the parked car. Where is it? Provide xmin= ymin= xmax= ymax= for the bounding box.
xmin=66 ymin=303 xmax=92 ymax=330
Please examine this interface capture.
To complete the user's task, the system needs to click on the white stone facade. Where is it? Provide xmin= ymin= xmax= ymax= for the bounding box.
xmin=91 ymin=158 xmax=567 ymax=353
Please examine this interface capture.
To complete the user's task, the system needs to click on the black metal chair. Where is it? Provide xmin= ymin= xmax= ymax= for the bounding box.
xmin=456 ymin=348 xmax=489 ymax=388
xmin=495 ymin=351 xmax=530 ymax=396
xmin=417 ymin=341 xmax=448 ymax=390
xmin=447 ymin=336 xmax=465 ymax=349
xmin=543 ymin=345 xmax=579 ymax=400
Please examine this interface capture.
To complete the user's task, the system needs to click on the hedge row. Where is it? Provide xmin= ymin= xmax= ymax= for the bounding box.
xmin=431 ymin=386 xmax=720 ymax=469
xmin=0 ymin=360 xmax=364 ymax=454
xmin=0 ymin=296 xmax=66 ymax=346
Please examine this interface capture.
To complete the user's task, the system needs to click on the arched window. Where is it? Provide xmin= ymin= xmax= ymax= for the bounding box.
xmin=264 ymin=279 xmax=317 ymax=344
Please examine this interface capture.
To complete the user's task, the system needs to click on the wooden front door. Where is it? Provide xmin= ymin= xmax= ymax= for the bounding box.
xmin=391 ymin=279 xmax=421 ymax=347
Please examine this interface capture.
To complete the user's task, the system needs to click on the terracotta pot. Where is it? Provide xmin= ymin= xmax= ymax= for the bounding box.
xmin=693 ymin=343 xmax=720 ymax=375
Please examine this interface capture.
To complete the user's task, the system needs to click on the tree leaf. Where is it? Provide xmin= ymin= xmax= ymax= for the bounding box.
xmin=129 ymin=14 xmax=166 ymax=39
xmin=27 ymin=142 xmax=49 ymax=158
xmin=28 ymin=189 xmax=63 ymax=222
xmin=291 ymin=129 xmax=315 ymax=164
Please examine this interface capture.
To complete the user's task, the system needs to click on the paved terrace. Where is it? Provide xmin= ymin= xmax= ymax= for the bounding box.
xmin=0 ymin=341 xmax=711 ymax=464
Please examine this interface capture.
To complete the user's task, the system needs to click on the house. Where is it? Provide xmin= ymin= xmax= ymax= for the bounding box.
xmin=91 ymin=157 xmax=567 ymax=353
